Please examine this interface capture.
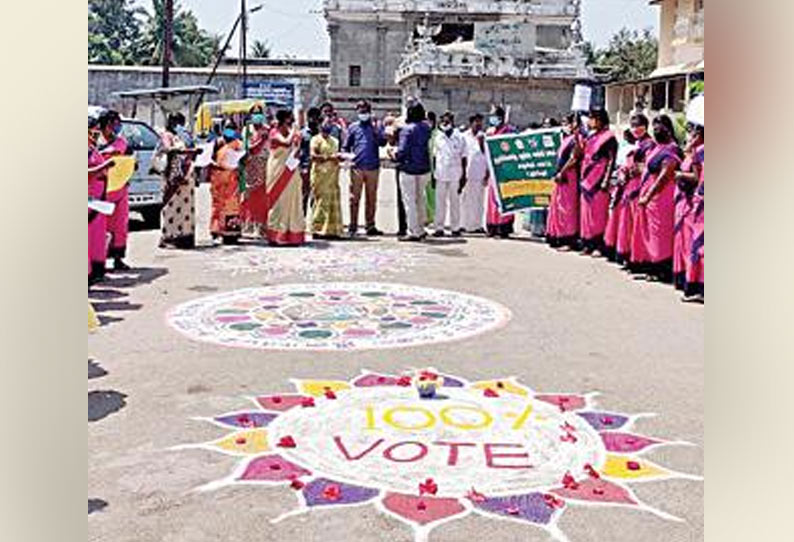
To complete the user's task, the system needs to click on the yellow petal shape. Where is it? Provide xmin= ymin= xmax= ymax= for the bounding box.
xmin=471 ymin=379 xmax=529 ymax=397
xmin=600 ymin=454 xmax=668 ymax=479
xmin=297 ymin=380 xmax=352 ymax=397
xmin=212 ymin=429 xmax=269 ymax=455
xmin=88 ymin=303 xmax=100 ymax=332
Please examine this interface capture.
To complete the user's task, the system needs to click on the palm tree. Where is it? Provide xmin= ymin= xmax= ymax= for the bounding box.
xmin=251 ymin=39 xmax=272 ymax=59
xmin=136 ymin=0 xmax=220 ymax=67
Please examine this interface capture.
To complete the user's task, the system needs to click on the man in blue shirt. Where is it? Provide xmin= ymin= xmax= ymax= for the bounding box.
xmin=343 ymin=100 xmax=386 ymax=236
xmin=394 ymin=101 xmax=431 ymax=241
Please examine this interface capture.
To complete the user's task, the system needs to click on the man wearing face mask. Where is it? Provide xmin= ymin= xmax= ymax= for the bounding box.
xmin=97 ymin=110 xmax=132 ymax=271
xmin=461 ymin=114 xmax=488 ymax=234
xmin=342 ymin=100 xmax=387 ymax=237
xmin=432 ymin=111 xmax=467 ymax=237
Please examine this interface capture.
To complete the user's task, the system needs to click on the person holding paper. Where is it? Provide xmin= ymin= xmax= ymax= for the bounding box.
xmin=546 ymin=112 xmax=583 ymax=250
xmin=88 ymin=115 xmax=114 ymax=285
xmin=461 ymin=114 xmax=488 ymax=234
xmin=265 ymin=109 xmax=305 ymax=246
xmin=394 ymin=101 xmax=431 ymax=242
xmin=241 ymin=105 xmax=270 ymax=239
xmin=97 ymin=110 xmax=132 ymax=271
xmin=579 ymin=108 xmax=618 ymax=255
xmin=630 ymin=115 xmax=682 ymax=283
xmin=309 ymin=120 xmax=344 ymax=239
xmin=431 ymin=111 xmax=466 ymax=237
xmin=485 ymin=105 xmax=516 ymax=238
xmin=159 ymin=113 xmax=199 ymax=249
xmin=209 ymin=121 xmax=244 ymax=244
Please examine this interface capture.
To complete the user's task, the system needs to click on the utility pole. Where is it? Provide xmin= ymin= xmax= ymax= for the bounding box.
xmin=162 ymin=0 xmax=174 ymax=88
xmin=240 ymin=0 xmax=248 ymax=98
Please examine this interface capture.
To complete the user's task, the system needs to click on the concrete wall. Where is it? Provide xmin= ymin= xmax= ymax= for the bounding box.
xmin=88 ymin=66 xmax=329 ymax=127
xmin=400 ymin=75 xmax=574 ymax=128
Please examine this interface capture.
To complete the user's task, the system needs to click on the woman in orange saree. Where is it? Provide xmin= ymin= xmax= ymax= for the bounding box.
xmin=210 ymin=122 xmax=244 ymax=244
xmin=265 ymin=110 xmax=305 ymax=246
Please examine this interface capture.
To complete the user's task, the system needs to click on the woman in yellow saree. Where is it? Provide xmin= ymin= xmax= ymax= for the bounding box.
xmin=266 ymin=110 xmax=305 ymax=246
xmin=310 ymin=122 xmax=344 ymax=239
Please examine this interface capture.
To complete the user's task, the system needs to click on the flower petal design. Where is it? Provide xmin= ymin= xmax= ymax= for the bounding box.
xmin=255 ymin=394 xmax=311 ymax=412
xmin=471 ymin=379 xmax=528 ymax=396
xmin=212 ymin=429 xmax=269 ymax=455
xmin=302 ymin=478 xmax=379 ymax=507
xmin=214 ymin=412 xmax=279 ymax=429
xmin=551 ymin=477 xmax=637 ymax=505
xmin=535 ymin=394 xmax=587 ymax=411
xmin=473 ymin=492 xmax=559 ymax=524
xmin=353 ymin=373 xmax=401 ymax=387
xmin=238 ymin=454 xmax=311 ymax=482
xmin=296 ymin=380 xmax=352 ymax=397
xmin=600 ymin=455 xmax=669 ymax=480
xmin=577 ymin=411 xmax=630 ymax=431
xmin=439 ymin=375 xmax=465 ymax=387
xmin=381 ymin=493 xmax=467 ymax=525
xmin=600 ymin=432 xmax=661 ymax=453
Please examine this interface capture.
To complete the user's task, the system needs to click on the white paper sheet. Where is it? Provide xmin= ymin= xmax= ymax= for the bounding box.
xmin=193 ymin=142 xmax=215 ymax=168
xmin=88 ymin=199 xmax=116 ymax=215
xmin=222 ymin=149 xmax=247 ymax=169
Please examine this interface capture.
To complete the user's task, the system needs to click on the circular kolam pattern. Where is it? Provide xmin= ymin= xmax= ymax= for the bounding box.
xmin=176 ymin=370 xmax=702 ymax=542
xmin=167 ymin=283 xmax=511 ymax=351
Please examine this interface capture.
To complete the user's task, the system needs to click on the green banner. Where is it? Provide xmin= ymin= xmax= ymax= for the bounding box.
xmin=485 ymin=128 xmax=562 ymax=212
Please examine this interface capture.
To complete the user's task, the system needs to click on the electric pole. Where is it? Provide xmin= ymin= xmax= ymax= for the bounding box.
xmin=162 ymin=0 xmax=174 ymax=88
xmin=240 ymin=0 xmax=248 ymax=98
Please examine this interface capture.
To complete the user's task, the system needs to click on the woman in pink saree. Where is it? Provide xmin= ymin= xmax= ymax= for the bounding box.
xmin=683 ymin=143 xmax=705 ymax=302
xmin=630 ymin=115 xmax=683 ymax=283
xmin=673 ymin=123 xmax=704 ymax=291
xmin=603 ymin=128 xmax=635 ymax=261
xmin=485 ymin=106 xmax=516 ymax=238
xmin=579 ymin=109 xmax=617 ymax=255
xmin=616 ymin=114 xmax=654 ymax=267
xmin=546 ymin=112 xmax=582 ymax=249
xmin=88 ymin=116 xmax=114 ymax=285
xmin=266 ymin=109 xmax=305 ymax=246
xmin=97 ymin=110 xmax=131 ymax=270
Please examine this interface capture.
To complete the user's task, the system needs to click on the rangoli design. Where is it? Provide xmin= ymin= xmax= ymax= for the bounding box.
xmin=176 ymin=369 xmax=701 ymax=541
xmin=203 ymin=244 xmax=436 ymax=280
xmin=167 ymin=283 xmax=511 ymax=351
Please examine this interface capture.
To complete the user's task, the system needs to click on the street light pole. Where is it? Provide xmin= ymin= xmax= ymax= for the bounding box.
xmin=162 ymin=0 xmax=174 ymax=88
xmin=240 ymin=0 xmax=248 ymax=99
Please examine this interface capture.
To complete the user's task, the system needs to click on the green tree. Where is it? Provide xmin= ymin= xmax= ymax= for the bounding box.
xmin=251 ymin=40 xmax=272 ymax=59
xmin=136 ymin=0 xmax=221 ymax=67
xmin=588 ymin=28 xmax=658 ymax=82
xmin=88 ymin=0 xmax=144 ymax=64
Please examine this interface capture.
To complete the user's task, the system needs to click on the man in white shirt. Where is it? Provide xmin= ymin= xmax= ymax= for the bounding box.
xmin=432 ymin=111 xmax=467 ymax=237
xmin=461 ymin=114 xmax=488 ymax=234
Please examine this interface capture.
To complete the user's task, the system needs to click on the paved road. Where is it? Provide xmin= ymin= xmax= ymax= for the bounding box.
xmin=89 ymin=170 xmax=703 ymax=542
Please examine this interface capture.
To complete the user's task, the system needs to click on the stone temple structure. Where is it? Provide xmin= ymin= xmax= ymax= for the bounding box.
xmin=324 ymin=0 xmax=592 ymax=125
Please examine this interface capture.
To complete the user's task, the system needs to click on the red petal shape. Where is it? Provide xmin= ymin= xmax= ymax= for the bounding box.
xmin=277 ymin=436 xmax=297 ymax=448
xmin=600 ymin=432 xmax=661 ymax=453
xmin=483 ymin=388 xmax=499 ymax=398
xmin=256 ymin=394 xmax=311 ymax=412
xmin=535 ymin=394 xmax=587 ymax=411
xmin=550 ymin=477 xmax=637 ymax=505
xmin=239 ymin=455 xmax=311 ymax=482
xmin=382 ymin=493 xmax=466 ymax=525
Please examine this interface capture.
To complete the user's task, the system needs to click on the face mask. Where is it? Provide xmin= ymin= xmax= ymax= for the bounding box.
xmin=358 ymin=113 xmax=371 ymax=122
xmin=471 ymin=125 xmax=481 ymax=134
xmin=562 ymin=125 xmax=572 ymax=135
xmin=631 ymin=126 xmax=647 ymax=139
xmin=113 ymin=124 xmax=122 ymax=136
xmin=488 ymin=116 xmax=501 ymax=127
xmin=251 ymin=113 xmax=265 ymax=125
xmin=223 ymin=129 xmax=239 ymax=141
xmin=653 ymin=127 xmax=670 ymax=142
xmin=321 ymin=122 xmax=334 ymax=135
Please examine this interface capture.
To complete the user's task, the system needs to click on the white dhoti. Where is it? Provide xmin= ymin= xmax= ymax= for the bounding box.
xmin=434 ymin=181 xmax=461 ymax=232
xmin=461 ymin=175 xmax=486 ymax=231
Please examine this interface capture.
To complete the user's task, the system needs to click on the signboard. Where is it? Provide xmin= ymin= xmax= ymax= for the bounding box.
xmin=484 ymin=128 xmax=562 ymax=212
xmin=474 ymin=21 xmax=535 ymax=57
xmin=242 ymin=81 xmax=295 ymax=109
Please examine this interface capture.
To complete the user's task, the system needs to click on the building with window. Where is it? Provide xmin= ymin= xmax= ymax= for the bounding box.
xmin=605 ymin=0 xmax=704 ymax=127
xmin=325 ymin=0 xmax=591 ymax=123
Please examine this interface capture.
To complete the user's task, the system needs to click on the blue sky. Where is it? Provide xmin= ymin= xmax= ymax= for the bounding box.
xmin=138 ymin=0 xmax=658 ymax=60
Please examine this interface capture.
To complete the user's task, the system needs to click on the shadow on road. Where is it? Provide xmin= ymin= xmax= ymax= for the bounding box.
xmin=88 ymin=359 xmax=108 ymax=380
xmin=88 ymin=390 xmax=128 ymax=422
xmin=89 ymin=267 xmax=167 ymax=328
xmin=88 ymin=498 xmax=108 ymax=515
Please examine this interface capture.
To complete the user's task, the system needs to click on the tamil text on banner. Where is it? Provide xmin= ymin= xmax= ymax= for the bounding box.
xmin=484 ymin=128 xmax=562 ymax=212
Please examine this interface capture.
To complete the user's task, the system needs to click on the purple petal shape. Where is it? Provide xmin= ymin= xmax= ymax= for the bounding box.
xmin=214 ymin=412 xmax=278 ymax=428
xmin=473 ymin=492 xmax=556 ymax=524
xmin=302 ymin=478 xmax=379 ymax=507
xmin=440 ymin=375 xmax=465 ymax=387
xmin=577 ymin=411 xmax=630 ymax=431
